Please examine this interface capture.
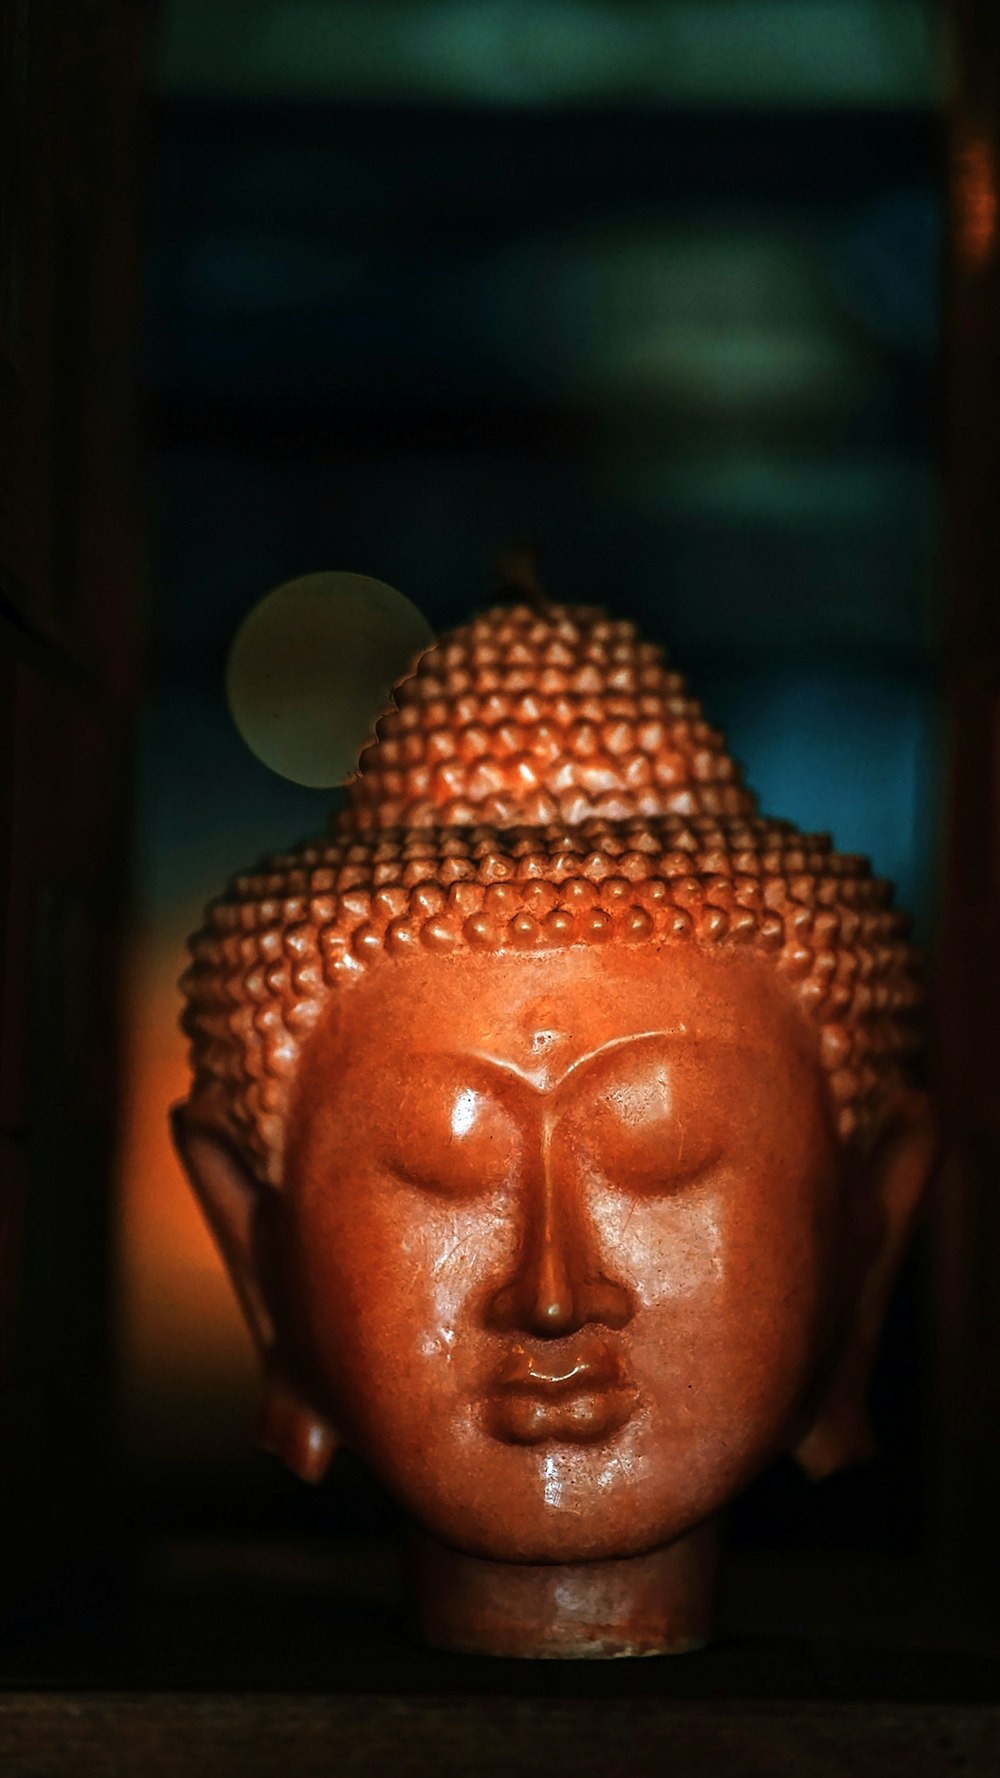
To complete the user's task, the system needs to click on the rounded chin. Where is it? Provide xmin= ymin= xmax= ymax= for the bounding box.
xmin=410 ymin=1508 xmax=696 ymax=1568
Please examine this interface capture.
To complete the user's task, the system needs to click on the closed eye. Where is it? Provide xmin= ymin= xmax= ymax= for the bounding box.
xmin=608 ymin=1145 xmax=725 ymax=1199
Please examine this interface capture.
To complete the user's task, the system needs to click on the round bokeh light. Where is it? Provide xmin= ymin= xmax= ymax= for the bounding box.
xmin=226 ymin=572 xmax=434 ymax=787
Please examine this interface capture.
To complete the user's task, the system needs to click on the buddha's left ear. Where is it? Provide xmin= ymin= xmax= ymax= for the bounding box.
xmin=791 ymin=1085 xmax=938 ymax=1482
xmin=170 ymin=1104 xmax=339 ymax=1485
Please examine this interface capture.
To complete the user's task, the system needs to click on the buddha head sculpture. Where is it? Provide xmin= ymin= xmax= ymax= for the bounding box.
xmin=174 ymin=599 xmax=934 ymax=1658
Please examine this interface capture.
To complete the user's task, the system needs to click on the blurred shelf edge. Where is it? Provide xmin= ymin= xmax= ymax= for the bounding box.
xmin=1 ymin=1692 xmax=999 ymax=1778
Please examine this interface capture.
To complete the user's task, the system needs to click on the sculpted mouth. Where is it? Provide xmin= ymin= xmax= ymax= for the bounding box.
xmin=487 ymin=1339 xmax=636 ymax=1446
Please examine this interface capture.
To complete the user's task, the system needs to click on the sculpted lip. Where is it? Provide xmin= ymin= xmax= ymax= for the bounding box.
xmin=487 ymin=1341 xmax=636 ymax=1446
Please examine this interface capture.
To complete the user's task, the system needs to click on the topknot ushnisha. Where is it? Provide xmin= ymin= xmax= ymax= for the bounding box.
xmin=346 ymin=603 xmax=752 ymax=832
xmin=182 ymin=601 xmax=922 ymax=1186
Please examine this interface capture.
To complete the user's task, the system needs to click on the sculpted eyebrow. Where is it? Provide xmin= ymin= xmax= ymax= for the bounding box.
xmin=404 ymin=1026 xmax=761 ymax=1091
xmin=460 ymin=1030 xmax=683 ymax=1094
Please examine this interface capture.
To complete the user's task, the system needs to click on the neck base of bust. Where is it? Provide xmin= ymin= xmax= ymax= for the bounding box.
xmin=405 ymin=1519 xmax=722 ymax=1660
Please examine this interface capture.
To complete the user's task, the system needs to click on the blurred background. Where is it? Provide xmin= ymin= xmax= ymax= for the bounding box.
xmin=11 ymin=0 xmax=1000 ymax=1695
xmin=121 ymin=0 xmax=944 ymax=1547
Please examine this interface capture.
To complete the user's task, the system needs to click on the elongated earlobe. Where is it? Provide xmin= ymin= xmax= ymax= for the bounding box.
xmin=792 ymin=1087 xmax=937 ymax=1481
xmin=170 ymin=1104 xmax=339 ymax=1485
xmin=256 ymin=1368 xmax=339 ymax=1484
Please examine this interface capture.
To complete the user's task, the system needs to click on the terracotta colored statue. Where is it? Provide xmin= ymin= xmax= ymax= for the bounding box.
xmin=173 ymin=600 xmax=934 ymax=1658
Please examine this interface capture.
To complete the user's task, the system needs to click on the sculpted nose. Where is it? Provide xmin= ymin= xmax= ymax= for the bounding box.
xmin=526 ymin=1235 xmax=580 ymax=1336
xmin=487 ymin=1154 xmax=632 ymax=1337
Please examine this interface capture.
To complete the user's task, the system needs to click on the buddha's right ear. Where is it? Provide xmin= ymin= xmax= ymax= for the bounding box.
xmin=170 ymin=1104 xmax=276 ymax=1353
xmin=170 ymin=1104 xmax=338 ymax=1484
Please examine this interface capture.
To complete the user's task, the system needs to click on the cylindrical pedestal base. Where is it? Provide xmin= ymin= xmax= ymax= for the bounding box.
xmin=407 ymin=1520 xmax=722 ymax=1660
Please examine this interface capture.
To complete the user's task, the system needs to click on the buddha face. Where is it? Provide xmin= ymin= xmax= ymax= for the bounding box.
xmin=274 ymin=943 xmax=850 ymax=1564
